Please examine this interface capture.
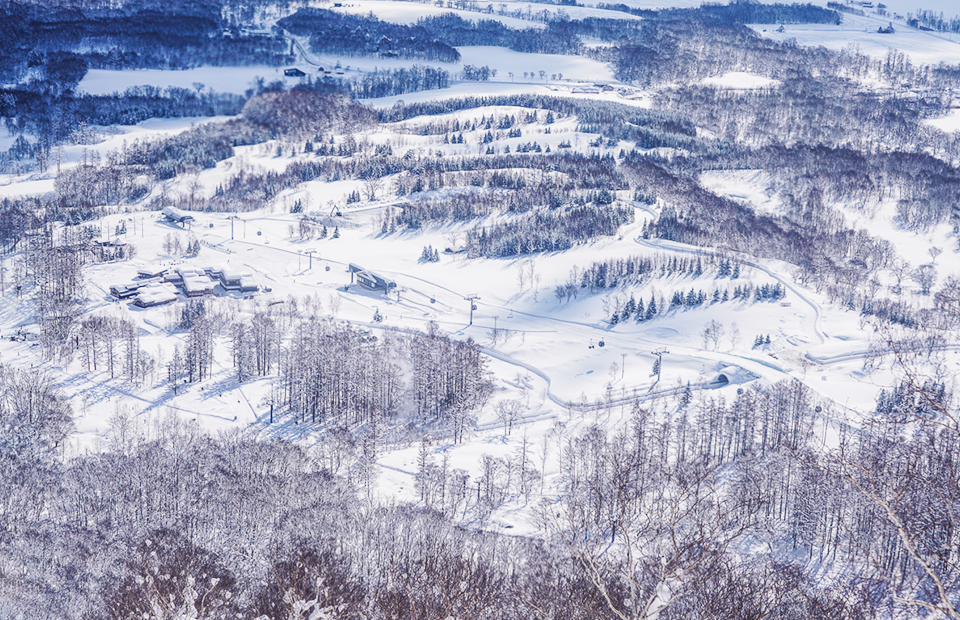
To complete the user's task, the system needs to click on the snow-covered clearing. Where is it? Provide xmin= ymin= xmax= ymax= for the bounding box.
xmin=926 ymin=108 xmax=960 ymax=133
xmin=328 ymin=0 xmax=643 ymax=27
xmin=78 ymin=66 xmax=304 ymax=96
xmin=699 ymin=169 xmax=784 ymax=216
xmin=700 ymin=72 xmax=780 ymax=89
xmin=752 ymin=14 xmax=960 ymax=65
xmin=327 ymin=0 xmax=544 ymax=29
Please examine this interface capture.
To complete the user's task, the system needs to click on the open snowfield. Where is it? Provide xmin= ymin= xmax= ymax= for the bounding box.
xmin=926 ymin=108 xmax=960 ymax=132
xmin=328 ymin=0 xmax=644 ymax=26
xmin=326 ymin=0 xmax=546 ymax=29
xmin=78 ymin=66 xmax=305 ymax=96
xmin=78 ymin=45 xmax=617 ymax=101
xmin=753 ymin=9 xmax=960 ymax=65
xmin=700 ymin=72 xmax=780 ymax=89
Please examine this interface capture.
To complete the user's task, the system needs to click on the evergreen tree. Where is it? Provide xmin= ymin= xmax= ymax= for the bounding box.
xmin=679 ymin=382 xmax=693 ymax=408
xmin=623 ymin=295 xmax=636 ymax=321
xmin=645 ymin=295 xmax=657 ymax=320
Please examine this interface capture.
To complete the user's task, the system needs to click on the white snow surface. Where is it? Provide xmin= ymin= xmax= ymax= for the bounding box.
xmin=79 ymin=66 xmax=305 ymax=96
xmin=700 ymin=72 xmax=780 ymax=89
xmin=753 ymin=12 xmax=960 ymax=65
xmin=10 ymin=0 xmax=960 ymax=534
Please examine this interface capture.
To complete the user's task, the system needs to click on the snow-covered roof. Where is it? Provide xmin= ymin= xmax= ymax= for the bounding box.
xmin=135 ymin=283 xmax=178 ymax=307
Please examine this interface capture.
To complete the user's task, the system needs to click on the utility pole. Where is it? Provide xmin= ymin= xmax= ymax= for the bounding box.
xmin=464 ymin=294 xmax=480 ymax=325
xmin=651 ymin=348 xmax=668 ymax=383
xmin=305 ymin=249 xmax=317 ymax=269
xmin=621 ymin=353 xmax=626 ymax=380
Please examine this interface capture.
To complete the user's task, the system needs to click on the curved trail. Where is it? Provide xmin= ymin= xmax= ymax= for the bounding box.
xmin=634 ymin=237 xmax=827 ymax=345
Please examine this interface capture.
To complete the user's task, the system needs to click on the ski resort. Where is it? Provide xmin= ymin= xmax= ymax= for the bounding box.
xmin=3 ymin=0 xmax=960 ymax=616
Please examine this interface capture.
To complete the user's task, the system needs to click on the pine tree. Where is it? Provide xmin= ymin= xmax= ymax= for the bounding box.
xmin=622 ymin=295 xmax=636 ymax=321
xmin=332 ymin=226 xmax=340 ymax=239
xmin=671 ymin=291 xmax=683 ymax=309
xmin=634 ymin=297 xmax=645 ymax=321
xmin=718 ymin=258 xmax=730 ymax=278
xmin=645 ymin=295 xmax=657 ymax=320
xmin=679 ymin=382 xmax=693 ymax=408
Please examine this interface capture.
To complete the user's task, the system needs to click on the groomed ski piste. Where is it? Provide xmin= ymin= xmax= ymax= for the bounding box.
xmin=4 ymin=0 xmax=960 ymax=535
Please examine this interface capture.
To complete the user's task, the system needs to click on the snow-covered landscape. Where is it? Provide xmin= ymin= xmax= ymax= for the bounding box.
xmin=5 ymin=0 xmax=960 ymax=617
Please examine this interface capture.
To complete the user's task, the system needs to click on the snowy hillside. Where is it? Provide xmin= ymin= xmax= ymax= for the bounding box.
xmin=4 ymin=0 xmax=960 ymax=617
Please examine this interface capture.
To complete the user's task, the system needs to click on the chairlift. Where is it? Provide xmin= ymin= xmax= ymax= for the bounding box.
xmin=325 ymin=265 xmax=331 ymax=271
xmin=430 ymin=298 xmax=436 ymax=304
xmin=257 ymin=230 xmax=262 ymax=236
xmin=598 ymin=340 xmax=605 ymax=348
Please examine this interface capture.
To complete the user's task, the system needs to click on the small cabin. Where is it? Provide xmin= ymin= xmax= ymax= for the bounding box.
xmin=284 ymin=68 xmax=307 ymax=77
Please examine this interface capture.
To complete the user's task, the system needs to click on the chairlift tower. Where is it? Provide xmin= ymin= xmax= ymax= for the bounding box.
xmin=464 ymin=294 xmax=480 ymax=325
xmin=651 ymin=348 xmax=669 ymax=383
xmin=305 ymin=249 xmax=317 ymax=269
